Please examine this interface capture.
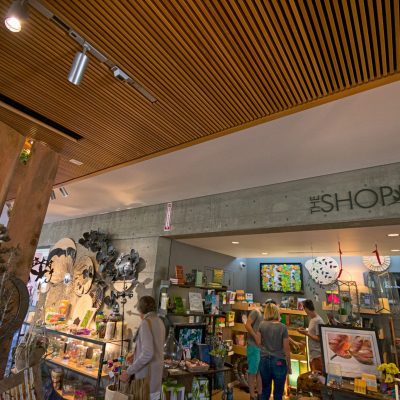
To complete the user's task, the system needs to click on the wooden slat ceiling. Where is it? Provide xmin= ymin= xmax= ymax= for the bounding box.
xmin=1 ymin=0 xmax=400 ymax=187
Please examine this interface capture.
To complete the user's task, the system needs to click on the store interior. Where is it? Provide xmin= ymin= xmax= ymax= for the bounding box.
xmin=2 ymin=1 xmax=400 ymax=399
xmin=4 ymin=220 xmax=399 ymax=399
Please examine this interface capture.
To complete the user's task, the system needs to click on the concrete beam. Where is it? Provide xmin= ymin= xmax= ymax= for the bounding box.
xmin=39 ymin=162 xmax=400 ymax=243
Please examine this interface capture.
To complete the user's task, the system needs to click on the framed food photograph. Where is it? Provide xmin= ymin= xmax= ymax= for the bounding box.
xmin=319 ymin=325 xmax=381 ymax=378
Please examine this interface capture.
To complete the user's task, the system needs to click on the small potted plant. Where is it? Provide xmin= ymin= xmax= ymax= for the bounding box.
xmin=338 ymin=308 xmax=348 ymax=323
xmin=210 ymin=347 xmax=227 ymax=369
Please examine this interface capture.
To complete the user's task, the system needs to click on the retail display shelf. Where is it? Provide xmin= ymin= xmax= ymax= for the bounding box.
xmin=279 ymin=308 xmax=307 ymax=316
xmin=169 ymin=283 xmax=228 ymax=292
xmin=166 ymin=312 xmax=226 ymax=318
xmin=231 ymin=303 xmax=260 ymax=311
xmin=166 ymin=366 xmax=231 ymax=377
xmin=322 ymin=303 xmax=377 ymax=315
xmin=290 ymin=353 xmax=308 ymax=362
xmin=232 ymin=344 xmax=247 ymax=356
xmin=232 ymin=323 xmax=247 ymax=332
xmin=46 ymin=357 xmax=108 ymax=379
xmin=44 ymin=328 xmax=128 ymax=346
xmin=55 ymin=389 xmax=74 ymax=400
xmin=288 ymin=329 xmax=305 ymax=337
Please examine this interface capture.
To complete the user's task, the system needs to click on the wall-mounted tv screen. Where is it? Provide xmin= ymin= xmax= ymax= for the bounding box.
xmin=260 ymin=263 xmax=303 ymax=293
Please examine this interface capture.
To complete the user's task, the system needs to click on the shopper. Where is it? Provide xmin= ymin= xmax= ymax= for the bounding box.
xmin=297 ymin=299 xmax=324 ymax=372
xmin=245 ymin=302 xmax=264 ymax=399
xmin=256 ymin=303 xmax=291 ymax=400
xmin=122 ymin=295 xmax=166 ymax=400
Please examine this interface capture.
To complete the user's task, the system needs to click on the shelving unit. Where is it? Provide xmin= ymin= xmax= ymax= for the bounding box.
xmin=279 ymin=308 xmax=309 ymax=389
xmin=230 ymin=302 xmax=260 ymax=356
xmin=44 ymin=328 xmax=128 ymax=394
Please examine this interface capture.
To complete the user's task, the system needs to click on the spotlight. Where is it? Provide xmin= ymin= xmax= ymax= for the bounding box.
xmin=50 ymin=190 xmax=56 ymax=200
xmin=59 ymin=187 xmax=68 ymax=197
xmin=68 ymin=44 xmax=90 ymax=85
xmin=4 ymin=0 xmax=28 ymax=32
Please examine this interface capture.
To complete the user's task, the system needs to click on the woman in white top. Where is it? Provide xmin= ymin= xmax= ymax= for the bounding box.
xmin=123 ymin=296 xmax=166 ymax=400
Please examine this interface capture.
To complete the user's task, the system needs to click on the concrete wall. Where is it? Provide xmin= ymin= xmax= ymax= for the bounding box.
xmin=38 ymin=222 xmax=170 ymax=338
xmin=168 ymin=240 xmax=246 ymax=290
xmin=39 ymin=163 xmax=400 ymax=242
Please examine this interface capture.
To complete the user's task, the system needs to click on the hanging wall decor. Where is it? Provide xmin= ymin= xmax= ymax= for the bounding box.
xmin=47 ymin=238 xmax=77 ymax=284
xmin=78 ymin=230 xmax=117 ymax=277
xmin=73 ymin=255 xmax=94 ymax=296
xmin=305 ymin=256 xmax=341 ymax=286
xmin=363 ymin=255 xmax=391 ymax=272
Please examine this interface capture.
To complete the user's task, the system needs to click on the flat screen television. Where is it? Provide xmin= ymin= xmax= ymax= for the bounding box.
xmin=260 ymin=263 xmax=303 ymax=293
xmin=174 ymin=323 xmax=206 ymax=358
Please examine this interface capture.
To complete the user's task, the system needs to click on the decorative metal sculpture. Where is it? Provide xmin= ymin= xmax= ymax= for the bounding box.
xmin=30 ymin=257 xmax=53 ymax=282
xmin=0 ymin=273 xmax=29 ymax=340
xmin=73 ymin=255 xmax=94 ymax=296
xmin=78 ymin=230 xmax=117 ymax=277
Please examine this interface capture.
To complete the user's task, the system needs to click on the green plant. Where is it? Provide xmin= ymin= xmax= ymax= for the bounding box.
xmin=210 ymin=347 xmax=227 ymax=357
xmin=338 ymin=307 xmax=347 ymax=315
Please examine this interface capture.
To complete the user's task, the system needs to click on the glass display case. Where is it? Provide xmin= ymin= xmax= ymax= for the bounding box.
xmin=45 ymin=328 xmax=129 ymax=393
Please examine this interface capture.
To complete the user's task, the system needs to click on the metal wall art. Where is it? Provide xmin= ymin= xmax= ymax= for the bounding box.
xmin=30 ymin=257 xmax=53 ymax=283
xmin=47 ymin=238 xmax=77 ymax=284
xmin=78 ymin=230 xmax=117 ymax=277
xmin=73 ymin=255 xmax=94 ymax=296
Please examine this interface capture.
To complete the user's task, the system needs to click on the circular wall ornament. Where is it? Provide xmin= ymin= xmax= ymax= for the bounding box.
xmin=73 ymin=256 xmax=94 ymax=296
xmin=305 ymin=256 xmax=341 ymax=286
xmin=362 ymin=255 xmax=390 ymax=272
xmin=47 ymin=238 xmax=76 ymax=284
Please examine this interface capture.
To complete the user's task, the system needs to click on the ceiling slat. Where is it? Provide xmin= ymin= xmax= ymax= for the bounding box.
xmin=0 ymin=0 xmax=398 ymax=190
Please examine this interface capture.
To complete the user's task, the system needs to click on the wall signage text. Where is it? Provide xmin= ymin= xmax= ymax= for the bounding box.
xmin=309 ymin=186 xmax=400 ymax=214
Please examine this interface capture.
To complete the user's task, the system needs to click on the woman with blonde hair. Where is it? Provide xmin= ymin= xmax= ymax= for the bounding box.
xmin=256 ymin=303 xmax=291 ymax=400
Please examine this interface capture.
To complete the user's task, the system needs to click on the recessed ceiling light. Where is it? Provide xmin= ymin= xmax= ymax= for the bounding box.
xmin=69 ymin=159 xmax=83 ymax=165
xmin=391 ymin=249 xmax=400 ymax=252
xmin=262 ymin=252 xmax=269 ymax=255
xmin=232 ymin=241 xmax=239 ymax=244
xmin=388 ymin=233 xmax=399 ymax=237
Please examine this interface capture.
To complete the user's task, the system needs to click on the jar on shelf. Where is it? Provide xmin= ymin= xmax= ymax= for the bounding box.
xmin=76 ymin=345 xmax=88 ymax=366
xmin=90 ymin=349 xmax=101 ymax=369
xmin=163 ymin=327 xmax=182 ymax=368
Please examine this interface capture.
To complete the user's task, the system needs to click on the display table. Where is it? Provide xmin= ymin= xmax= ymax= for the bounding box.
xmin=165 ymin=366 xmax=232 ymax=396
xmin=321 ymin=382 xmax=392 ymax=400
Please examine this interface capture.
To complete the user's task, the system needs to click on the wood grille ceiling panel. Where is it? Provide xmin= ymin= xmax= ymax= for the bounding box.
xmin=0 ymin=0 xmax=399 ymax=187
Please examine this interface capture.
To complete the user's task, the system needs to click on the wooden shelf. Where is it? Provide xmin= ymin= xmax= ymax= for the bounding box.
xmin=322 ymin=303 xmax=377 ymax=315
xmin=279 ymin=308 xmax=307 ymax=316
xmin=290 ymin=353 xmax=308 ymax=362
xmin=232 ymin=344 xmax=247 ymax=356
xmin=46 ymin=357 xmax=107 ymax=379
xmin=169 ymin=283 xmax=227 ymax=292
xmin=231 ymin=303 xmax=260 ymax=311
xmin=232 ymin=323 xmax=247 ymax=332
xmin=288 ymin=329 xmax=305 ymax=337
xmin=56 ymin=389 xmax=74 ymax=400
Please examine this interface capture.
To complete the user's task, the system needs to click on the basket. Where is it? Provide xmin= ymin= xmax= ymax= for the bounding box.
xmin=186 ymin=364 xmax=210 ymax=373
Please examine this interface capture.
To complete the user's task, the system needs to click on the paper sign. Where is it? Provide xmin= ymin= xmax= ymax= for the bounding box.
xmin=164 ymin=202 xmax=173 ymax=231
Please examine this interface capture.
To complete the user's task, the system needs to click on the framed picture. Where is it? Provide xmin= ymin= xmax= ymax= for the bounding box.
xmin=320 ymin=325 xmax=381 ymax=378
xmin=260 ymin=263 xmax=303 ymax=293
xmin=79 ymin=308 xmax=97 ymax=329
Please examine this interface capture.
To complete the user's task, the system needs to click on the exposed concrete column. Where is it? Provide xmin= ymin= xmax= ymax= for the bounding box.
xmin=7 ymin=141 xmax=59 ymax=283
xmin=0 ymin=121 xmax=25 ymax=212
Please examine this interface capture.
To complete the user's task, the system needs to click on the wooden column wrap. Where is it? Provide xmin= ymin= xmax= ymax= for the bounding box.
xmin=7 ymin=141 xmax=59 ymax=283
xmin=0 ymin=121 xmax=25 ymax=212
